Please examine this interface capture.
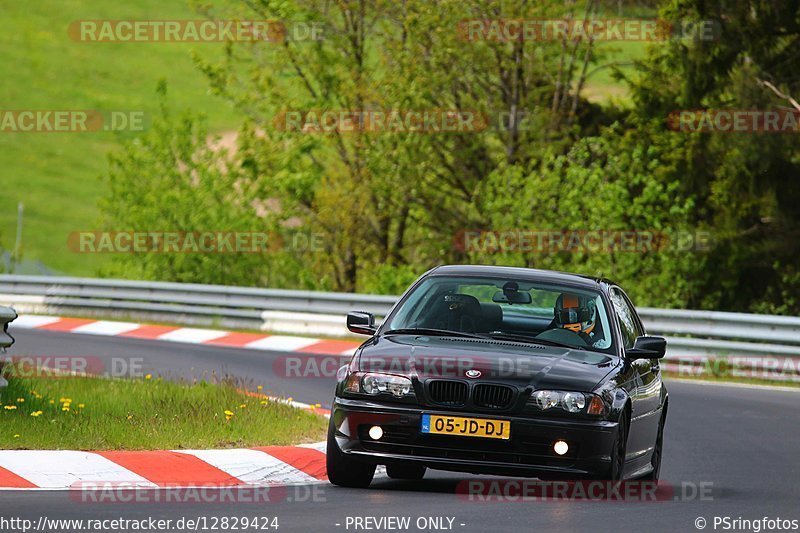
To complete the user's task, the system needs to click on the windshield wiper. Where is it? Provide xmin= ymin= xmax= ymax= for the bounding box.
xmin=381 ymin=328 xmax=488 ymax=339
xmin=485 ymin=331 xmax=579 ymax=350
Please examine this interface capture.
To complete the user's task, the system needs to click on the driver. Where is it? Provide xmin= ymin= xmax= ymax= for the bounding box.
xmin=553 ymin=293 xmax=601 ymax=346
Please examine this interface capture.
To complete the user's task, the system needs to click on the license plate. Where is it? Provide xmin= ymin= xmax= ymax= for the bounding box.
xmin=421 ymin=414 xmax=510 ymax=440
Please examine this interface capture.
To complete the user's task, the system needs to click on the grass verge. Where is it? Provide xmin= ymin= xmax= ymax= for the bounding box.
xmin=0 ymin=371 xmax=327 ymax=450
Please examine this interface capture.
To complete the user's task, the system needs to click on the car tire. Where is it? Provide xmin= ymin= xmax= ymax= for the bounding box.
xmin=326 ymin=418 xmax=376 ymax=488
xmin=591 ymin=412 xmax=628 ymax=481
xmin=641 ymin=410 xmax=665 ymax=482
xmin=386 ymin=463 xmax=427 ymax=480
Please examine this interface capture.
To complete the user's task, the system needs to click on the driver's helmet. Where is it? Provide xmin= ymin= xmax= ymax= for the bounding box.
xmin=554 ymin=293 xmax=596 ymax=336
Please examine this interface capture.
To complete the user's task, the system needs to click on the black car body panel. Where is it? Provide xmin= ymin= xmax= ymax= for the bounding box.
xmin=330 ymin=265 xmax=668 ymax=482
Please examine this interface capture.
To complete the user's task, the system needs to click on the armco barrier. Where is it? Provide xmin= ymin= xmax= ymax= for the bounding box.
xmin=0 ymin=275 xmax=396 ymax=337
xmin=0 ymin=275 xmax=798 ymax=380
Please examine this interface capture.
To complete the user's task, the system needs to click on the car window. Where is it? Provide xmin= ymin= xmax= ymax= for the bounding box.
xmin=386 ymin=275 xmax=616 ymax=354
xmin=610 ymin=288 xmax=641 ymax=349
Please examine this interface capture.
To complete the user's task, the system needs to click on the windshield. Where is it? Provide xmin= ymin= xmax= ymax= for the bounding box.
xmin=385 ymin=275 xmax=615 ymax=354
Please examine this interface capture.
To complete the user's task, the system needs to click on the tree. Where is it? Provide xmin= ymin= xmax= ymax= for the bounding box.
xmin=190 ymin=0 xmax=608 ymax=291
xmin=622 ymin=0 xmax=800 ymax=312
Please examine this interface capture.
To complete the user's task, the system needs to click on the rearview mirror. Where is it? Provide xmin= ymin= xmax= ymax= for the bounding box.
xmin=492 ymin=282 xmax=532 ymax=304
xmin=627 ymin=336 xmax=667 ymax=360
xmin=347 ymin=311 xmax=377 ymax=335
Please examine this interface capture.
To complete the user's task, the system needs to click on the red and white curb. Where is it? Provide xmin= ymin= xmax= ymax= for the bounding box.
xmin=0 ymin=442 xmax=330 ymax=490
xmin=10 ymin=315 xmax=361 ymax=356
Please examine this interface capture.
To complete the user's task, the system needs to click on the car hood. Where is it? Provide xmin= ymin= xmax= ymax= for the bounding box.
xmin=357 ymin=334 xmax=619 ymax=392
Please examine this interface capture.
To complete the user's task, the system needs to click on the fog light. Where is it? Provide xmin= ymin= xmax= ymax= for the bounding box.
xmin=553 ymin=440 xmax=569 ymax=455
xmin=368 ymin=426 xmax=383 ymax=440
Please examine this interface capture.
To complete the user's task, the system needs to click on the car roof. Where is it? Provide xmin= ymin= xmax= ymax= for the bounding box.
xmin=428 ymin=264 xmax=615 ymax=290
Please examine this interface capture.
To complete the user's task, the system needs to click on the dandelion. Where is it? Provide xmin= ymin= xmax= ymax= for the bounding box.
xmin=78 ymin=404 xmax=85 ymax=409
xmin=30 ymin=411 xmax=43 ymax=417
xmin=224 ymin=409 xmax=234 ymax=421
xmin=126 ymin=415 xmax=133 ymax=420
xmin=257 ymin=385 xmax=263 ymax=391
xmin=49 ymin=399 xmax=55 ymax=404
xmin=4 ymin=405 xmax=17 ymax=410
xmin=62 ymin=406 xmax=70 ymax=412
xmin=145 ymin=374 xmax=152 ymax=380
xmin=59 ymin=397 xmax=71 ymax=403
xmin=13 ymin=434 xmax=19 ymax=438
xmin=260 ymin=399 xmax=268 ymax=406
xmin=239 ymin=404 xmax=247 ymax=409
xmin=16 ymin=398 xmax=24 ymax=403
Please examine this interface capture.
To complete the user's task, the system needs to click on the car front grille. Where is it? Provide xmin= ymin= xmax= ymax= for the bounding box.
xmin=428 ymin=380 xmax=468 ymax=406
xmin=473 ymin=384 xmax=515 ymax=409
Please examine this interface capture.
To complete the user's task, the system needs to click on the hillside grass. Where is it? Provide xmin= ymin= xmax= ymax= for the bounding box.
xmin=0 ymin=0 xmax=242 ymax=275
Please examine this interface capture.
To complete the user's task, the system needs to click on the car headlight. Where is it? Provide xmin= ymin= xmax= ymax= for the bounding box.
xmin=529 ymin=390 xmax=606 ymax=416
xmin=562 ymin=392 xmax=586 ymax=413
xmin=344 ymin=372 xmax=414 ymax=398
xmin=531 ymin=390 xmax=560 ymax=410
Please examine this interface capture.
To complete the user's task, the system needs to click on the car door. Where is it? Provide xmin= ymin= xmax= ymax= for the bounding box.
xmin=609 ymin=287 xmax=662 ymax=461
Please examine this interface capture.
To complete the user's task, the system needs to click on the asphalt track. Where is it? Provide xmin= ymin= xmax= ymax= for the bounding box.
xmin=1 ymin=329 xmax=799 ymax=533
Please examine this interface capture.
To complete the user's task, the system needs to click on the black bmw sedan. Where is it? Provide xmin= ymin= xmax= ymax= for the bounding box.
xmin=327 ymin=265 xmax=668 ymax=488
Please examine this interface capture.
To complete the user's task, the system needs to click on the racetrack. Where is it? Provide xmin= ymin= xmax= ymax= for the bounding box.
xmin=1 ymin=329 xmax=798 ymax=533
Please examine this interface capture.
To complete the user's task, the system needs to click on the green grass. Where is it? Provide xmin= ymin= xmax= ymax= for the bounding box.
xmin=0 ymin=372 xmax=326 ymax=450
xmin=0 ymin=0 xmax=242 ymax=275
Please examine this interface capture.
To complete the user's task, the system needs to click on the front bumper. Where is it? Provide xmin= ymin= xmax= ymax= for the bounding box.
xmin=332 ymin=397 xmax=618 ymax=478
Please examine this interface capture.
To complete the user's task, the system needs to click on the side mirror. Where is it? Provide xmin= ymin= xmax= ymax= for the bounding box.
xmin=1 ymin=306 xmax=17 ymax=352
xmin=627 ymin=336 xmax=667 ymax=360
xmin=347 ymin=311 xmax=377 ymax=336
